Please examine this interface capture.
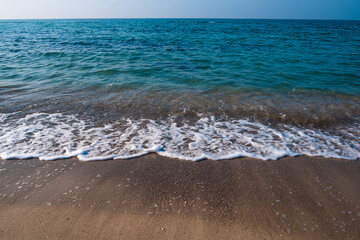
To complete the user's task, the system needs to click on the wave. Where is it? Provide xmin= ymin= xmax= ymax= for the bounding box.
xmin=0 ymin=112 xmax=359 ymax=161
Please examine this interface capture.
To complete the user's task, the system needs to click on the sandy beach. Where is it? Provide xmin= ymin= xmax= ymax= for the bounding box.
xmin=0 ymin=155 xmax=359 ymax=239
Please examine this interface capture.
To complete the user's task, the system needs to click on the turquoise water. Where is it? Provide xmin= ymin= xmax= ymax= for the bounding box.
xmin=0 ymin=19 xmax=359 ymax=161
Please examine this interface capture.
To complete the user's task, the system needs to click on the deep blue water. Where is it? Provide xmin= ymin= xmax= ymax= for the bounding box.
xmin=0 ymin=19 xmax=359 ymax=161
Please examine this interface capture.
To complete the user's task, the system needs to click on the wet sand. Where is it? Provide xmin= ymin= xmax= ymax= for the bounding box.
xmin=0 ymin=155 xmax=359 ymax=239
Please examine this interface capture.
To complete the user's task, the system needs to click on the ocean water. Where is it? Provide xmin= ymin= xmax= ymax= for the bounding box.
xmin=0 ymin=19 xmax=359 ymax=161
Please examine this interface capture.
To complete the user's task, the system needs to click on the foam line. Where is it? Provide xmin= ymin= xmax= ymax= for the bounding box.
xmin=0 ymin=113 xmax=359 ymax=161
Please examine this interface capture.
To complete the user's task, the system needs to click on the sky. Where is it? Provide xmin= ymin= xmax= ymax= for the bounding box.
xmin=0 ymin=0 xmax=360 ymax=20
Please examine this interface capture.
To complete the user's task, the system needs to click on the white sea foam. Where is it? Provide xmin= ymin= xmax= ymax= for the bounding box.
xmin=0 ymin=113 xmax=359 ymax=161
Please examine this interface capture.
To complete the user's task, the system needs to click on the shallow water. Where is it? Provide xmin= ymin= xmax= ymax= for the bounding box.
xmin=0 ymin=19 xmax=359 ymax=161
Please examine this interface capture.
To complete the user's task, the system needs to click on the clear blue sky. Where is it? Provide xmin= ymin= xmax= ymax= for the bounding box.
xmin=1 ymin=0 xmax=359 ymax=20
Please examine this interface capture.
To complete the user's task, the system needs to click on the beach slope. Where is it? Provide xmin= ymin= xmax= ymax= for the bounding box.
xmin=0 ymin=155 xmax=359 ymax=239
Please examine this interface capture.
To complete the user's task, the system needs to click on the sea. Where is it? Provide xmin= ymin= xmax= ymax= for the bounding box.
xmin=0 ymin=19 xmax=359 ymax=161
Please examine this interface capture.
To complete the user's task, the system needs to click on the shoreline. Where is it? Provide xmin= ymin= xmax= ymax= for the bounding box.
xmin=1 ymin=153 xmax=360 ymax=162
xmin=0 ymin=155 xmax=359 ymax=239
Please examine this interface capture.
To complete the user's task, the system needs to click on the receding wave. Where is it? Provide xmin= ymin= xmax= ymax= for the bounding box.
xmin=0 ymin=112 xmax=358 ymax=161
xmin=1 ymin=90 xmax=359 ymax=129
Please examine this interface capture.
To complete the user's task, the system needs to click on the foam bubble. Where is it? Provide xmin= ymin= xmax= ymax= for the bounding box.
xmin=0 ymin=113 xmax=359 ymax=161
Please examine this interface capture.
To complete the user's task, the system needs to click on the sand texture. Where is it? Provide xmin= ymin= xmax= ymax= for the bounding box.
xmin=0 ymin=155 xmax=359 ymax=239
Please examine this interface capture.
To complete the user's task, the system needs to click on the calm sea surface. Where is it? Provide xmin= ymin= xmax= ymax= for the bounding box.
xmin=0 ymin=19 xmax=359 ymax=161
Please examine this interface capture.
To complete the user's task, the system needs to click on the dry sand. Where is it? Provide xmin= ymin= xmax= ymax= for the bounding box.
xmin=0 ymin=155 xmax=359 ymax=239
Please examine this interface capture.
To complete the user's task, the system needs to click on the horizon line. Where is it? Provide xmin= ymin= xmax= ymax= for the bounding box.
xmin=0 ymin=17 xmax=359 ymax=21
